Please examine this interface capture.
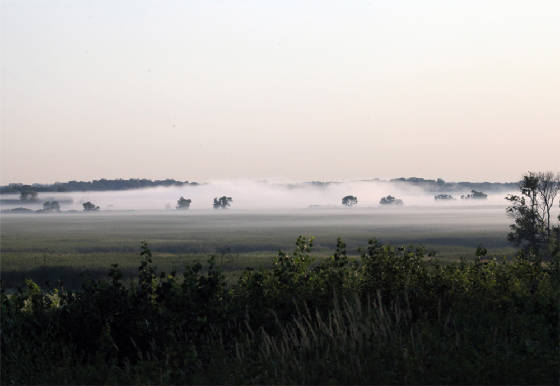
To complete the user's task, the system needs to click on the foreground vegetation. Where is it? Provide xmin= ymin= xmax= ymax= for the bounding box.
xmin=2 ymin=236 xmax=558 ymax=385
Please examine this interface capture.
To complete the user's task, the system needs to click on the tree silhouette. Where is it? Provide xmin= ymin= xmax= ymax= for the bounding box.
xmin=213 ymin=196 xmax=232 ymax=209
xmin=342 ymin=195 xmax=358 ymax=207
xmin=42 ymin=201 xmax=60 ymax=212
xmin=176 ymin=196 xmax=192 ymax=210
xmin=460 ymin=190 xmax=487 ymax=200
xmin=19 ymin=186 xmax=38 ymax=201
xmin=434 ymin=194 xmax=454 ymax=201
xmin=506 ymin=171 xmax=559 ymax=259
xmin=379 ymin=195 xmax=403 ymax=206
xmin=83 ymin=201 xmax=100 ymax=212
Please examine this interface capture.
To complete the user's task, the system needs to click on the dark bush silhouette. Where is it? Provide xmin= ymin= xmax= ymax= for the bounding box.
xmin=82 ymin=201 xmax=100 ymax=212
xmin=213 ymin=196 xmax=232 ymax=209
xmin=19 ymin=186 xmax=38 ymax=201
xmin=341 ymin=195 xmax=358 ymax=207
xmin=434 ymin=194 xmax=454 ymax=200
xmin=40 ymin=201 xmax=60 ymax=212
xmin=379 ymin=195 xmax=403 ymax=206
xmin=176 ymin=196 xmax=192 ymax=210
xmin=461 ymin=190 xmax=487 ymax=200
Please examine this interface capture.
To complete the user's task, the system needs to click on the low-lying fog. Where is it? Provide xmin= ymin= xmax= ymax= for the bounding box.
xmin=1 ymin=179 xmax=515 ymax=211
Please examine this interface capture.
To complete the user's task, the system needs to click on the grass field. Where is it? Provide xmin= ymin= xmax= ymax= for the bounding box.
xmin=1 ymin=206 xmax=516 ymax=288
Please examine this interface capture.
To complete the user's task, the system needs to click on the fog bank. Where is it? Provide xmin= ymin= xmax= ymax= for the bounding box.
xmin=1 ymin=179 xmax=515 ymax=211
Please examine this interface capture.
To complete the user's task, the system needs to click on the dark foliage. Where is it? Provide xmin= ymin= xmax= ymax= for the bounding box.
xmin=460 ymin=190 xmax=488 ymax=200
xmin=39 ymin=201 xmax=61 ymax=212
xmin=379 ymin=195 xmax=403 ymax=206
xmin=82 ymin=201 xmax=100 ymax=212
xmin=391 ymin=177 xmax=517 ymax=193
xmin=0 ymin=179 xmax=199 ymax=194
xmin=176 ymin=196 xmax=192 ymax=210
xmin=2 ymin=237 xmax=558 ymax=385
xmin=213 ymin=196 xmax=232 ymax=209
xmin=342 ymin=195 xmax=358 ymax=207
xmin=19 ymin=187 xmax=38 ymax=201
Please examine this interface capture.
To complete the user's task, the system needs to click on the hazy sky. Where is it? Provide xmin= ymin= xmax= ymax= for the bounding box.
xmin=1 ymin=0 xmax=559 ymax=184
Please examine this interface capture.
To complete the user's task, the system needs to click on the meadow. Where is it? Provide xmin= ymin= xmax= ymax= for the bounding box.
xmin=1 ymin=206 xmax=516 ymax=289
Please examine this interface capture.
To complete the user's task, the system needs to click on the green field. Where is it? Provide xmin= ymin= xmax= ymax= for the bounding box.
xmin=1 ymin=207 xmax=516 ymax=288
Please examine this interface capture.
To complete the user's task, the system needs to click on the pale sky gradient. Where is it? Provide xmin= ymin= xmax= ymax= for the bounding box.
xmin=1 ymin=0 xmax=559 ymax=184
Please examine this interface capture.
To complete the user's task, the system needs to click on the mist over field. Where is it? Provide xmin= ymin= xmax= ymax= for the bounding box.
xmin=0 ymin=179 xmax=515 ymax=211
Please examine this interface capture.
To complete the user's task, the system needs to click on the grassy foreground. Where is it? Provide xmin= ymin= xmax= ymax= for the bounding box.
xmin=1 ymin=237 xmax=558 ymax=385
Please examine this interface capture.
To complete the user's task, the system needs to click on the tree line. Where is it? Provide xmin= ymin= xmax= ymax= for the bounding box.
xmin=0 ymin=178 xmax=199 ymax=195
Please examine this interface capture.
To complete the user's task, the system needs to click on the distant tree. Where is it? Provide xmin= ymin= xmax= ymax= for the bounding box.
xmin=82 ymin=201 xmax=100 ymax=212
xmin=213 ymin=196 xmax=232 ymax=209
xmin=434 ymin=194 xmax=454 ymax=201
xmin=506 ymin=171 xmax=560 ymax=259
xmin=176 ymin=196 xmax=192 ymax=210
xmin=42 ymin=201 xmax=60 ymax=212
xmin=19 ymin=186 xmax=38 ymax=201
xmin=342 ymin=195 xmax=358 ymax=207
xmin=379 ymin=195 xmax=403 ymax=206
xmin=534 ymin=172 xmax=560 ymax=240
xmin=461 ymin=190 xmax=487 ymax=200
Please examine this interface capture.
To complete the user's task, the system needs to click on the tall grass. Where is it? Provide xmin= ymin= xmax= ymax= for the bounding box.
xmin=229 ymin=290 xmax=557 ymax=385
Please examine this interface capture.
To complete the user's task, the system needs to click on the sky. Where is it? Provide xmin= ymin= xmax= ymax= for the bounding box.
xmin=1 ymin=0 xmax=559 ymax=185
